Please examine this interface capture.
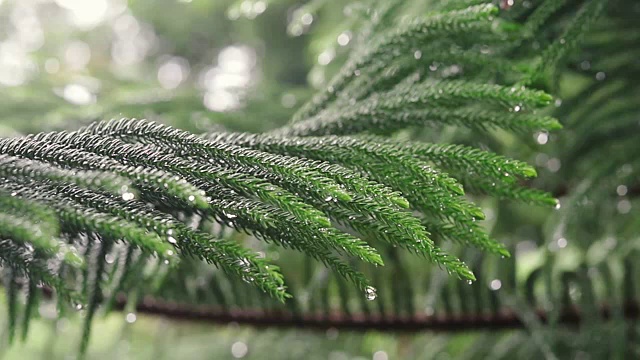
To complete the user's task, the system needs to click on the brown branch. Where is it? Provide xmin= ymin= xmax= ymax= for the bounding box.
xmin=108 ymin=295 xmax=639 ymax=332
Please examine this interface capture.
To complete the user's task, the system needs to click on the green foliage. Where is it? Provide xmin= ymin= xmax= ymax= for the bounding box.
xmin=1 ymin=0 xmax=638 ymax=358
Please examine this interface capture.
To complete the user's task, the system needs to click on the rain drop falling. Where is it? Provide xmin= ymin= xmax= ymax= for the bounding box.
xmin=364 ymin=286 xmax=377 ymax=300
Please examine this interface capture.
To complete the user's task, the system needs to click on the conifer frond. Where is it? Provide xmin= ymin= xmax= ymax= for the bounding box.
xmin=0 ymin=107 xmax=554 ymax=319
xmin=531 ymin=0 xmax=608 ymax=83
xmin=281 ymin=81 xmax=556 ymax=137
xmin=292 ymin=4 xmax=500 ymax=122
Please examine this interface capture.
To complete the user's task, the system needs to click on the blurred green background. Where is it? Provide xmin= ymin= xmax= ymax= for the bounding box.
xmin=0 ymin=0 xmax=355 ymax=136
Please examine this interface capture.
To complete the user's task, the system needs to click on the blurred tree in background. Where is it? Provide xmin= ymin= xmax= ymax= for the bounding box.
xmin=0 ymin=0 xmax=638 ymax=359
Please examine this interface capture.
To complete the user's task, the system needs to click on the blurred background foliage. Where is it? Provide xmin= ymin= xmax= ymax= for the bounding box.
xmin=0 ymin=0 xmax=638 ymax=359
xmin=0 ymin=0 xmax=315 ymax=135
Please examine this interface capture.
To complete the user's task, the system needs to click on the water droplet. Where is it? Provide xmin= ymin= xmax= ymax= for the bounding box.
xmin=167 ymin=236 xmax=177 ymax=244
xmin=596 ymin=72 xmax=606 ymax=81
xmin=490 ymin=279 xmax=502 ymax=290
xmin=236 ymin=258 xmax=251 ymax=270
xmin=122 ymin=192 xmax=135 ymax=201
xmin=125 ymin=312 xmax=137 ymax=323
xmin=373 ymin=350 xmax=389 ymax=360
xmin=554 ymin=201 xmax=561 ymax=210
xmin=337 ymin=31 xmax=351 ymax=46
xmin=318 ymin=49 xmax=335 ymax=65
xmin=617 ymin=199 xmax=632 ymax=214
xmin=580 ymin=60 xmax=591 ymax=70
xmin=547 ymin=158 xmax=561 ymax=172
xmin=535 ymin=132 xmax=549 ymax=145
xmin=557 ymin=237 xmax=568 ymax=248
xmin=300 ymin=13 xmax=313 ymax=25
xmin=231 ymin=341 xmax=248 ymax=358
xmin=616 ymin=185 xmax=628 ymax=196
xmin=500 ymin=0 xmax=515 ymax=9
xmin=467 ymin=280 xmax=473 ymax=285
xmin=413 ymin=50 xmax=422 ymax=59
xmin=105 ymin=253 xmax=115 ymax=264
xmin=364 ymin=286 xmax=377 ymax=300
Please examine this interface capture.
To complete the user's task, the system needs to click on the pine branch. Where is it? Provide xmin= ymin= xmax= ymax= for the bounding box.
xmin=1 ymin=0 xmax=614 ymax=353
